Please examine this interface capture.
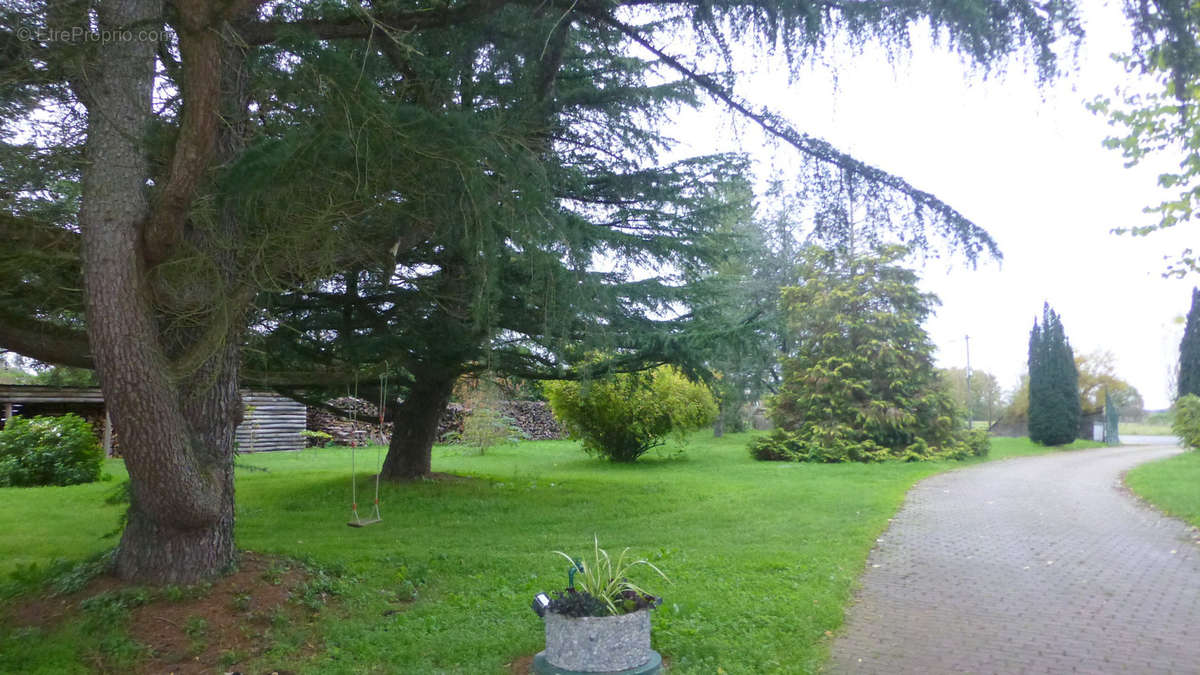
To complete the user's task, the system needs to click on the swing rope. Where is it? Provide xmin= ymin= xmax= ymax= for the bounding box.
xmin=348 ymin=371 xmax=385 ymax=528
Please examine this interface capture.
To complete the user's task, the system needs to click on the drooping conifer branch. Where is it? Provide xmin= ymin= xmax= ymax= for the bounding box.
xmin=595 ymin=10 xmax=1001 ymax=264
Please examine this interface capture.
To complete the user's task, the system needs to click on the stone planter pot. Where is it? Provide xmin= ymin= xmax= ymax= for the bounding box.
xmin=533 ymin=609 xmax=662 ymax=674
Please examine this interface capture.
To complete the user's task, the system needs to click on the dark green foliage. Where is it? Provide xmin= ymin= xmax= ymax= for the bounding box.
xmin=1027 ymin=303 xmax=1080 ymax=446
xmin=546 ymin=588 xmax=658 ymax=618
xmin=1172 ymin=394 xmax=1200 ymax=449
xmin=545 ymin=365 xmax=718 ymax=462
xmin=751 ymin=246 xmax=975 ymax=463
xmin=547 ymin=590 xmax=610 ymax=618
xmin=1179 ymin=289 xmax=1200 ymax=399
xmin=22 ymin=366 xmax=97 ymax=387
xmin=240 ymin=17 xmax=750 ymax=474
xmin=0 ymin=414 xmax=103 ymax=487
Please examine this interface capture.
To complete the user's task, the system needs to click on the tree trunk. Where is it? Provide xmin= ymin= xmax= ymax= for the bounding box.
xmin=73 ymin=0 xmax=246 ymax=584
xmin=713 ymin=405 xmax=725 ymax=437
xmin=380 ymin=370 xmax=457 ymax=479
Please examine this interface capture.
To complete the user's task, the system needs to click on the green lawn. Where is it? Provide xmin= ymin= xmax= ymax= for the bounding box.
xmin=1125 ymin=450 xmax=1200 ymax=528
xmin=0 ymin=433 xmax=1101 ymax=673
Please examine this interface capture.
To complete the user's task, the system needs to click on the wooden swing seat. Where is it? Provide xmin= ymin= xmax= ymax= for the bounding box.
xmin=347 ymin=517 xmax=382 ymax=528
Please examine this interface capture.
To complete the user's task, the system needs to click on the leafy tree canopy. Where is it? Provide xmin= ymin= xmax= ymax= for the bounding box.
xmin=939 ymin=367 xmax=1004 ymax=425
xmin=1089 ymin=2 xmax=1200 ymax=275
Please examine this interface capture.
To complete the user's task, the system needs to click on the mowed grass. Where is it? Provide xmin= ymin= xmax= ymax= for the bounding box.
xmin=0 ymin=432 xmax=1100 ymax=673
xmin=1125 ymin=450 xmax=1200 ymax=528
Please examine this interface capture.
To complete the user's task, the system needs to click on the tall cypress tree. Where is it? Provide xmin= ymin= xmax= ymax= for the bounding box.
xmin=1178 ymin=288 xmax=1200 ymax=399
xmin=1028 ymin=303 xmax=1079 ymax=445
xmin=1028 ymin=317 xmax=1046 ymax=442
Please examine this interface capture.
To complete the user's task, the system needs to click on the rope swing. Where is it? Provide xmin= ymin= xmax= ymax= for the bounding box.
xmin=348 ymin=372 xmax=384 ymax=527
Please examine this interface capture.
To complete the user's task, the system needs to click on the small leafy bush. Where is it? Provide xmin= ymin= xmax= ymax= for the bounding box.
xmin=459 ymin=407 xmax=522 ymax=454
xmin=1173 ymin=394 xmax=1200 ymax=449
xmin=300 ymin=430 xmax=333 ymax=447
xmin=0 ymin=414 xmax=104 ymax=487
xmin=545 ymin=365 xmax=717 ymax=462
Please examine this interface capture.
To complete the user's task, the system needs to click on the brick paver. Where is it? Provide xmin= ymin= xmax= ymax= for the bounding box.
xmin=829 ymin=444 xmax=1200 ymax=674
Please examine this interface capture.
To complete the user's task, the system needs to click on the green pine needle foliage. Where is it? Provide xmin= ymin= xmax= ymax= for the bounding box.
xmin=1027 ymin=303 xmax=1081 ymax=446
xmin=750 ymin=246 xmax=985 ymax=463
xmin=1179 ymin=289 xmax=1200 ymax=399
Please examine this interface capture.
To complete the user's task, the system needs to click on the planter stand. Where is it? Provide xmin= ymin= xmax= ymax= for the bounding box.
xmin=534 ymin=609 xmax=662 ymax=674
xmin=532 ymin=650 xmax=661 ymax=674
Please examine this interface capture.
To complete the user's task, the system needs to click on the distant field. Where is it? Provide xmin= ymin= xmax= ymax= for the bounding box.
xmin=1119 ymin=423 xmax=1175 ymax=436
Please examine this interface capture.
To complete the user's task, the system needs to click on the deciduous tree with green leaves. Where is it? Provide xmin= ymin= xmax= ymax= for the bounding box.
xmin=1090 ymin=2 xmax=1200 ymax=276
xmin=940 ymin=367 xmax=1004 ymax=427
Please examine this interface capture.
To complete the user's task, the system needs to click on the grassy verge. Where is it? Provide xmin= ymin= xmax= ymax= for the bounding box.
xmin=986 ymin=436 xmax=1104 ymax=461
xmin=0 ymin=432 xmax=1099 ymax=673
xmin=1125 ymin=450 xmax=1200 ymax=528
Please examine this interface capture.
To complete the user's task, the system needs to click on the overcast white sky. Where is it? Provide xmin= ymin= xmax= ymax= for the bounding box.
xmin=668 ymin=1 xmax=1193 ymax=410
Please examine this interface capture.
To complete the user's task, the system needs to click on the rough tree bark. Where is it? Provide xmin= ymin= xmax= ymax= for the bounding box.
xmin=380 ymin=369 xmax=458 ymax=479
xmin=70 ymin=0 xmax=248 ymax=584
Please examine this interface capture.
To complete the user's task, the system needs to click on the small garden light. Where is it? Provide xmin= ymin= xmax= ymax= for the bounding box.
xmin=531 ymin=592 xmax=552 ymax=617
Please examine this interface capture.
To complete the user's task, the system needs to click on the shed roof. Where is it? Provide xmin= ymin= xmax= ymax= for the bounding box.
xmin=0 ymin=385 xmax=105 ymax=404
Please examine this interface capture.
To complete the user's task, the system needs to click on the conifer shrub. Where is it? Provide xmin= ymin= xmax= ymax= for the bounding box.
xmin=1172 ymin=394 xmax=1200 ymax=450
xmin=545 ymin=365 xmax=717 ymax=462
xmin=1027 ymin=303 xmax=1080 ymax=446
xmin=0 ymin=414 xmax=105 ymax=487
xmin=1179 ymin=289 xmax=1200 ymax=399
xmin=965 ymin=429 xmax=991 ymax=458
xmin=748 ymin=247 xmax=980 ymax=463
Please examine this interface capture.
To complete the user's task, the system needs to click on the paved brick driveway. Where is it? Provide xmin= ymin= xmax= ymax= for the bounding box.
xmin=828 ymin=444 xmax=1200 ymax=674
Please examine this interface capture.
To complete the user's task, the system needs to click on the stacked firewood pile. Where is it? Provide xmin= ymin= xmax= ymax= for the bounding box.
xmin=307 ymin=398 xmax=564 ymax=444
xmin=81 ymin=411 xmax=117 ymax=455
xmin=497 ymin=400 xmax=565 ymax=440
xmin=436 ymin=401 xmax=564 ymax=441
xmin=306 ymin=397 xmax=389 ymax=446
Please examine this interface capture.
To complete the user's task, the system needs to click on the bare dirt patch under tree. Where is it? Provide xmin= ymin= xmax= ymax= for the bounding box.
xmin=3 ymin=551 xmax=336 ymax=674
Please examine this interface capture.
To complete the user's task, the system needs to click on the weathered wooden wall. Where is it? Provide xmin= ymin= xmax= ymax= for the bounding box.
xmin=236 ymin=391 xmax=307 ymax=453
xmin=0 ymin=386 xmax=307 ymax=454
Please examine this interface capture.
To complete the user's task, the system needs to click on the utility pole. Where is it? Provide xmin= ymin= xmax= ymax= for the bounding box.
xmin=965 ymin=334 xmax=972 ymax=430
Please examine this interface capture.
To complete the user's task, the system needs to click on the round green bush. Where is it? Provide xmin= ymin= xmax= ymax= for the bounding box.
xmin=0 ymin=414 xmax=104 ymax=487
xmin=545 ymin=365 xmax=718 ymax=462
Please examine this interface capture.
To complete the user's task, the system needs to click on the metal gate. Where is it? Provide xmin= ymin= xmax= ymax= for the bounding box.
xmin=1104 ymin=387 xmax=1120 ymax=446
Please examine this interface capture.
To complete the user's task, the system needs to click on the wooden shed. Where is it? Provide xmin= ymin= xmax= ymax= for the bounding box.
xmin=0 ymin=386 xmax=307 ymax=455
xmin=236 ymin=391 xmax=309 ymax=453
